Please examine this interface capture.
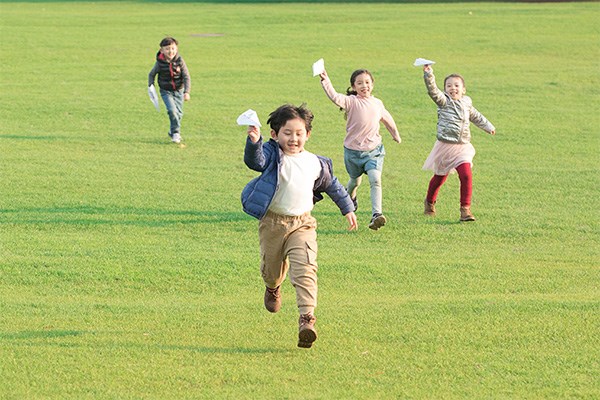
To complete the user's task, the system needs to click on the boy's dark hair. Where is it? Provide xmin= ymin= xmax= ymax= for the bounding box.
xmin=160 ymin=37 xmax=178 ymax=47
xmin=267 ymin=104 xmax=313 ymax=134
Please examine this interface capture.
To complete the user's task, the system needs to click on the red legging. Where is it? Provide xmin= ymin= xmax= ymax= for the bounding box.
xmin=426 ymin=163 xmax=472 ymax=207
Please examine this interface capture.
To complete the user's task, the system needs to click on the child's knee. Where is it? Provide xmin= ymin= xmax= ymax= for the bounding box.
xmin=367 ymin=170 xmax=382 ymax=186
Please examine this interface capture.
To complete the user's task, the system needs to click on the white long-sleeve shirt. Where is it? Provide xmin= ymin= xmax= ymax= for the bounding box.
xmin=268 ymin=150 xmax=322 ymax=216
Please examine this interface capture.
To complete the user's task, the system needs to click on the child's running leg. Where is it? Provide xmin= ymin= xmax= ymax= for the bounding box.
xmin=160 ymin=89 xmax=184 ymax=140
xmin=424 ymin=174 xmax=447 ymax=216
xmin=259 ymin=215 xmax=289 ymax=288
xmin=426 ymin=174 xmax=448 ymax=204
xmin=344 ymin=147 xmax=365 ymax=210
xmin=367 ymin=169 xmax=386 ymax=230
xmin=455 ymin=163 xmax=473 ymax=207
xmin=346 ymin=176 xmax=362 ymax=200
xmin=456 ymin=163 xmax=475 ymax=221
xmin=286 ymin=217 xmax=318 ymax=316
xmin=367 ymin=169 xmax=383 ymax=216
xmin=285 ymin=214 xmax=319 ymax=348
xmin=259 ymin=212 xmax=290 ymax=312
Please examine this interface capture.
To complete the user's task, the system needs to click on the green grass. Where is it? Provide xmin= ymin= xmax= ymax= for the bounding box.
xmin=1 ymin=1 xmax=599 ymax=399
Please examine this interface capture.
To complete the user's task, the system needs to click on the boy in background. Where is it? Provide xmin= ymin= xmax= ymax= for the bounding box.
xmin=148 ymin=37 xmax=191 ymax=144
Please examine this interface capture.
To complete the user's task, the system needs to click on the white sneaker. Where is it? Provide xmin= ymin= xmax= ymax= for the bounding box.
xmin=171 ymin=133 xmax=181 ymax=144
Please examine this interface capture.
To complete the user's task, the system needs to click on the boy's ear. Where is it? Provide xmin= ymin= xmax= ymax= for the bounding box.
xmin=270 ymin=130 xmax=278 ymax=140
xmin=306 ymin=130 xmax=312 ymax=139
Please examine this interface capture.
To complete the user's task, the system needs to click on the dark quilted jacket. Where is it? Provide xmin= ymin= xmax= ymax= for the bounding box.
xmin=241 ymin=138 xmax=353 ymax=220
xmin=148 ymin=51 xmax=191 ymax=93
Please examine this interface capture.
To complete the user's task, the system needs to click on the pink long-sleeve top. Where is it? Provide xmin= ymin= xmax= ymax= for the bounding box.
xmin=321 ymin=77 xmax=400 ymax=151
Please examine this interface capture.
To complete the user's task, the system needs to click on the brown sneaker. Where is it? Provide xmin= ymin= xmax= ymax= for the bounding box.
xmin=368 ymin=213 xmax=386 ymax=230
xmin=298 ymin=313 xmax=317 ymax=348
xmin=264 ymin=286 xmax=281 ymax=313
xmin=424 ymin=199 xmax=436 ymax=216
xmin=460 ymin=206 xmax=476 ymax=222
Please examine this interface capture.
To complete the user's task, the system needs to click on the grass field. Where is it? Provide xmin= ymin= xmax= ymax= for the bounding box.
xmin=1 ymin=1 xmax=599 ymax=399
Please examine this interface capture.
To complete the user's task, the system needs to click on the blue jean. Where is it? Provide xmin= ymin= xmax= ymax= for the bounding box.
xmin=160 ymin=88 xmax=184 ymax=135
xmin=344 ymin=144 xmax=386 ymax=215
xmin=343 ymin=144 xmax=385 ymax=178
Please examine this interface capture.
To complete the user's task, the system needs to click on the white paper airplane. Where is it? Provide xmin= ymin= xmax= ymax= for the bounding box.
xmin=148 ymin=84 xmax=160 ymax=111
xmin=312 ymin=58 xmax=325 ymax=76
xmin=236 ymin=109 xmax=262 ymax=127
xmin=414 ymin=58 xmax=436 ymax=67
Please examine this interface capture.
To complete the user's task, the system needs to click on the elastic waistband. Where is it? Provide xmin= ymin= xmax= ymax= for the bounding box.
xmin=344 ymin=143 xmax=384 ymax=154
xmin=264 ymin=210 xmax=312 ymax=221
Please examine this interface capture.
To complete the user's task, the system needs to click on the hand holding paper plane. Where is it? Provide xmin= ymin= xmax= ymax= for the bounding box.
xmin=312 ymin=58 xmax=325 ymax=77
xmin=414 ymin=58 xmax=436 ymax=67
xmin=236 ymin=109 xmax=262 ymax=127
xmin=148 ymin=84 xmax=160 ymax=111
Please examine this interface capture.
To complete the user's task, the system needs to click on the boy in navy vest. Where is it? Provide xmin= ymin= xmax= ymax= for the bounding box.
xmin=148 ymin=37 xmax=191 ymax=144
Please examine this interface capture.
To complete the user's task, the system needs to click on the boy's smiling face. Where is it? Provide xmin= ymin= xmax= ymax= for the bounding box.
xmin=271 ymin=117 xmax=311 ymax=155
xmin=160 ymin=43 xmax=178 ymax=61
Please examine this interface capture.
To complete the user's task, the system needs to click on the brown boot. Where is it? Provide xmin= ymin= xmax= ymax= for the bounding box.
xmin=424 ymin=199 xmax=436 ymax=216
xmin=298 ymin=313 xmax=317 ymax=348
xmin=460 ymin=206 xmax=475 ymax=222
xmin=264 ymin=286 xmax=281 ymax=313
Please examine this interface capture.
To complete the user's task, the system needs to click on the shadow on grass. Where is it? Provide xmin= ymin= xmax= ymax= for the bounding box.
xmin=0 ymin=205 xmax=250 ymax=227
xmin=1 ymin=330 xmax=285 ymax=354
xmin=0 ymin=134 xmax=70 ymax=141
xmin=2 ymin=0 xmax=573 ymax=3
xmin=0 ymin=134 xmax=188 ymax=146
xmin=0 ymin=330 xmax=85 ymax=340
xmin=425 ymin=219 xmax=463 ymax=226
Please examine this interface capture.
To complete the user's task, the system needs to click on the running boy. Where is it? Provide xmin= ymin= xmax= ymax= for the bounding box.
xmin=421 ymin=64 xmax=496 ymax=221
xmin=148 ymin=37 xmax=191 ymax=144
xmin=241 ymin=104 xmax=357 ymax=348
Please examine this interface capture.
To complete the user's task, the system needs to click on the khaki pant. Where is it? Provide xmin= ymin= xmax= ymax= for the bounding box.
xmin=259 ymin=210 xmax=318 ymax=315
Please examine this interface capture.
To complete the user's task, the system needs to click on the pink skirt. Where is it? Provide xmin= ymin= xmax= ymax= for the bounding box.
xmin=422 ymin=140 xmax=475 ymax=176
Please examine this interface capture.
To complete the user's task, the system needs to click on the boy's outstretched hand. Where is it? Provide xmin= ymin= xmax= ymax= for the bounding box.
xmin=345 ymin=212 xmax=358 ymax=231
xmin=423 ymin=65 xmax=432 ymax=73
xmin=247 ymin=125 xmax=261 ymax=143
xmin=319 ymin=69 xmax=329 ymax=81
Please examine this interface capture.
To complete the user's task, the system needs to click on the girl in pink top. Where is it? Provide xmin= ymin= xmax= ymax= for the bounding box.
xmin=319 ymin=68 xmax=401 ymax=230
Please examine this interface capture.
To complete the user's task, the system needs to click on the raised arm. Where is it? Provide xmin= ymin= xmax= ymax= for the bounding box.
xmin=244 ymin=126 xmax=269 ymax=171
xmin=423 ymin=65 xmax=447 ymax=107
xmin=320 ymin=69 xmax=350 ymax=110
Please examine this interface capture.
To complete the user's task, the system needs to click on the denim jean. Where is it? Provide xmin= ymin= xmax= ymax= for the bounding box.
xmin=160 ymin=88 xmax=184 ymax=135
xmin=344 ymin=144 xmax=386 ymax=215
